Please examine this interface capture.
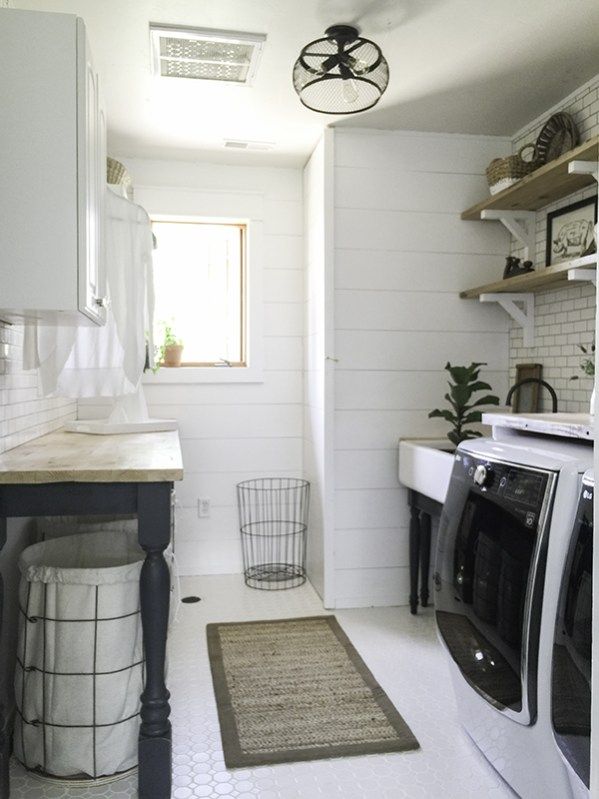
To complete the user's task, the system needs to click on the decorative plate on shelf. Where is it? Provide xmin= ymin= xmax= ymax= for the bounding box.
xmin=534 ymin=112 xmax=578 ymax=164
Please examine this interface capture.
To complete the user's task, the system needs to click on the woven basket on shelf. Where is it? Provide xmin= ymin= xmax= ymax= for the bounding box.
xmin=106 ymin=156 xmax=133 ymax=200
xmin=486 ymin=143 xmax=537 ymax=195
xmin=106 ymin=156 xmax=127 ymax=185
xmin=106 ymin=156 xmax=132 ymax=188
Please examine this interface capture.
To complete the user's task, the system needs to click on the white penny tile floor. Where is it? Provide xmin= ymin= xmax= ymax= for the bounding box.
xmin=10 ymin=574 xmax=516 ymax=798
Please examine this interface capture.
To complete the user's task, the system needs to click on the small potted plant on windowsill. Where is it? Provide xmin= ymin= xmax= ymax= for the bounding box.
xmin=158 ymin=324 xmax=184 ymax=368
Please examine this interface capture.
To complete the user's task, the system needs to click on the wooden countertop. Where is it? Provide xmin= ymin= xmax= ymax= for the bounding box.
xmin=0 ymin=430 xmax=184 ymax=484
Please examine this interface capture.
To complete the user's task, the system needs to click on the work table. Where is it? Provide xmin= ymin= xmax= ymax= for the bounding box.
xmin=0 ymin=429 xmax=184 ymax=484
xmin=0 ymin=428 xmax=183 ymax=799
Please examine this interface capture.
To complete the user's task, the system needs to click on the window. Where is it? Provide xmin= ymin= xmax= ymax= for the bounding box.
xmin=151 ymin=219 xmax=246 ymax=366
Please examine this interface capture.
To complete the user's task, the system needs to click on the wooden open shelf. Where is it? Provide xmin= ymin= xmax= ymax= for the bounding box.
xmin=462 ymin=136 xmax=599 ymax=220
xmin=460 ymin=254 xmax=597 ymax=299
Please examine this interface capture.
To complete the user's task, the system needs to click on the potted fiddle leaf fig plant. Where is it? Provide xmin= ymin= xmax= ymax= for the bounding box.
xmin=158 ymin=324 xmax=184 ymax=368
xmin=429 ymin=362 xmax=500 ymax=447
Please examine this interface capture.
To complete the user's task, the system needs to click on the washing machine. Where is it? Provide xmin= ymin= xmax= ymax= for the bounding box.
xmin=433 ymin=435 xmax=593 ymax=799
xmin=551 ymin=468 xmax=592 ymax=799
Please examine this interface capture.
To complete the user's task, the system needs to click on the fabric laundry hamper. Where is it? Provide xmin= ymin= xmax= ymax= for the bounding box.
xmin=14 ymin=530 xmax=145 ymax=782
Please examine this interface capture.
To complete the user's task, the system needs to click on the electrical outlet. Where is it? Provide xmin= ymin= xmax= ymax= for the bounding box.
xmin=198 ymin=497 xmax=211 ymax=518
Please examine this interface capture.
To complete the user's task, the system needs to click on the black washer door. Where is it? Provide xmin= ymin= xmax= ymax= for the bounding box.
xmin=435 ymin=453 xmax=553 ymax=723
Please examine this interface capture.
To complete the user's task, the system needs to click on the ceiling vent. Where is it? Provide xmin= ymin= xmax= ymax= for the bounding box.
xmin=150 ymin=24 xmax=266 ymax=84
xmin=224 ymin=139 xmax=275 ymax=151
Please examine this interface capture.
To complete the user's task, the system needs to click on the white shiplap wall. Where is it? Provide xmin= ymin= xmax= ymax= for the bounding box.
xmin=79 ymin=159 xmax=304 ymax=576
xmin=303 ymin=131 xmax=335 ymax=606
xmin=331 ymin=129 xmax=512 ymax=607
xmin=508 ymin=74 xmax=599 ymax=412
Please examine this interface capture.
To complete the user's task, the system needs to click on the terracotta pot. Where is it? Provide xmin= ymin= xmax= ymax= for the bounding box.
xmin=162 ymin=344 xmax=183 ymax=367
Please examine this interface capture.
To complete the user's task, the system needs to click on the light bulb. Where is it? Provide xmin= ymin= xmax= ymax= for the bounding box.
xmin=342 ymin=78 xmax=359 ymax=104
xmin=349 ymin=57 xmax=369 ymax=75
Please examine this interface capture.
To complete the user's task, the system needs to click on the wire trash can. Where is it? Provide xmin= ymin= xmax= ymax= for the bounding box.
xmin=14 ymin=529 xmax=145 ymax=783
xmin=237 ymin=478 xmax=309 ymax=590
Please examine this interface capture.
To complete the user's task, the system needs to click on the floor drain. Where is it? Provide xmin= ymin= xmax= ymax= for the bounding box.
xmin=181 ymin=596 xmax=201 ymax=604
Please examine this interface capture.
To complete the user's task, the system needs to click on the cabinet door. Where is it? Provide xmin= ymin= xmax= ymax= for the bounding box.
xmin=77 ymin=20 xmax=106 ymax=325
xmin=97 ymin=93 xmax=108 ymax=313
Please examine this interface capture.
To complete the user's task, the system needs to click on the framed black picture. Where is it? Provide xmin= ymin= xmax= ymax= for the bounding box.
xmin=513 ymin=363 xmax=543 ymax=413
xmin=546 ymin=196 xmax=597 ymax=266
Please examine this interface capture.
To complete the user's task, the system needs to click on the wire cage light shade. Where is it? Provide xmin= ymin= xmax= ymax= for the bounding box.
xmin=292 ymin=24 xmax=389 ymax=115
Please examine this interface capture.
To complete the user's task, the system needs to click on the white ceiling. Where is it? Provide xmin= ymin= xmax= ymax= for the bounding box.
xmin=10 ymin=0 xmax=599 ymax=166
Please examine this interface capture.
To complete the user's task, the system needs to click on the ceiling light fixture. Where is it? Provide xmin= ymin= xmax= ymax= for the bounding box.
xmin=292 ymin=24 xmax=389 ymax=115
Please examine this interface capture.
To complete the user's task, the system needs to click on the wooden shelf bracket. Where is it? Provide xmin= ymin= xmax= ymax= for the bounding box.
xmin=480 ymin=210 xmax=536 ymax=259
xmin=568 ymin=160 xmax=599 ymax=183
xmin=480 ymin=292 xmax=535 ymax=346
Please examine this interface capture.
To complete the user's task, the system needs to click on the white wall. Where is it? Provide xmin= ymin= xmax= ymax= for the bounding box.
xmin=80 ymin=159 xmax=304 ymax=576
xmin=331 ymin=129 xmax=512 ymax=607
xmin=302 ymin=131 xmax=335 ymax=605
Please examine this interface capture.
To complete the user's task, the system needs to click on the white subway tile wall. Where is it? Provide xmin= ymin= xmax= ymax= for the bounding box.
xmin=0 ymin=323 xmax=76 ymax=454
xmin=509 ymin=74 xmax=599 ymax=411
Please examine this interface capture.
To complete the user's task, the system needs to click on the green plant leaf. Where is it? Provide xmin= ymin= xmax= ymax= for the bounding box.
xmin=429 ymin=409 xmax=457 ymax=423
xmin=581 ymin=359 xmax=595 ymax=376
xmin=467 ymin=381 xmax=493 ymax=393
xmin=465 ymin=394 xmax=501 ymax=409
xmin=444 ymin=392 xmax=459 ymax=411
xmin=462 ymin=429 xmax=483 ymax=439
xmin=446 ymin=366 xmax=469 ymax=384
xmin=445 ymin=362 xmax=487 ymax=385
xmin=447 ymin=430 xmax=461 ymax=446
xmin=450 ymin=384 xmax=473 ymax=407
xmin=461 ymin=411 xmax=483 ymax=424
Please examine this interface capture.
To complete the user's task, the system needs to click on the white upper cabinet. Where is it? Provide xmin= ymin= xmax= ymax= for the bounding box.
xmin=0 ymin=9 xmax=106 ymax=325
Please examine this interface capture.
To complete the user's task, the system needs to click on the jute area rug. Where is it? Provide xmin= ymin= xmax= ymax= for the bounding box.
xmin=207 ymin=615 xmax=419 ymax=768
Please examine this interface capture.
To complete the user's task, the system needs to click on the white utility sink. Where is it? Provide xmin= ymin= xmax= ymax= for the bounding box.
xmin=398 ymin=438 xmax=455 ymax=504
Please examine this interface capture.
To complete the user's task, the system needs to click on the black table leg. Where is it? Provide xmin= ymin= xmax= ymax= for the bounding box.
xmin=0 ymin=516 xmax=10 ymax=798
xmin=420 ymin=512 xmax=432 ymax=608
xmin=409 ymin=506 xmax=421 ymax=615
xmin=137 ymin=484 xmax=172 ymax=799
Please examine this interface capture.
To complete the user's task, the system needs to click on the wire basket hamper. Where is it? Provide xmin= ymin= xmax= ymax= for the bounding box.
xmin=13 ymin=530 xmax=144 ymax=783
xmin=237 ymin=478 xmax=310 ymax=590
